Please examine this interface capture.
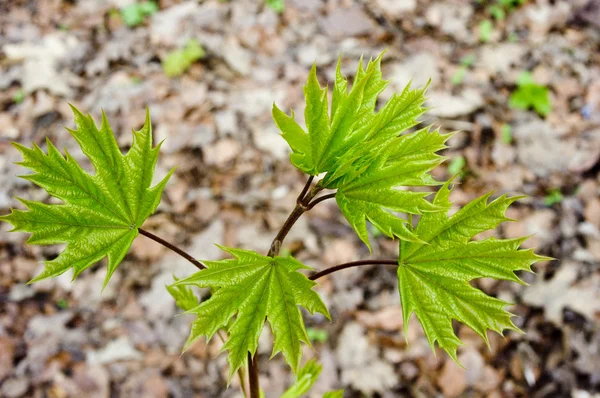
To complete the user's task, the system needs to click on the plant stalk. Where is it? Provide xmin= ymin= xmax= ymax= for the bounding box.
xmin=267 ymin=177 xmax=328 ymax=257
xmin=138 ymin=228 xmax=206 ymax=270
xmin=309 ymin=259 xmax=398 ymax=280
xmin=248 ymin=352 xmax=260 ymax=398
xmin=141 ymin=176 xmax=340 ymax=398
xmin=140 ymin=176 xmax=335 ymax=397
xmin=267 ymin=204 xmax=305 ymax=257
xmin=250 ymin=175 xmax=336 ymax=396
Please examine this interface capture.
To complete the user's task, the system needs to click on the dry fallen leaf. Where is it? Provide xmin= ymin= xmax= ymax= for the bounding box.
xmin=523 ymin=263 xmax=600 ymax=325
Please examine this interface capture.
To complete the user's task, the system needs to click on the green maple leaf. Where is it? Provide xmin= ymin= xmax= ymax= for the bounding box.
xmin=163 ymin=39 xmax=206 ymax=78
xmin=333 ymin=126 xmax=451 ymax=248
xmin=397 ymin=181 xmax=550 ymax=361
xmin=121 ymin=1 xmax=158 ymax=27
xmin=274 ymin=53 xmax=448 ymax=248
xmin=273 ymin=53 xmax=427 ymax=177
xmin=172 ymin=246 xmax=330 ymax=378
xmin=509 ymin=72 xmax=552 ymax=117
xmin=1 ymin=107 xmax=173 ymax=287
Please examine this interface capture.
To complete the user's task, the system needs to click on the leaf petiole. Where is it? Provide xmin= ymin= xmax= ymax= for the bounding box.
xmin=138 ymin=228 xmax=206 ymax=270
xmin=309 ymin=259 xmax=398 ymax=281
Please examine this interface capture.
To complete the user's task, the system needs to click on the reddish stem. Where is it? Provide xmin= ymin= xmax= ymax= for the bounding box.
xmin=248 ymin=352 xmax=260 ymax=398
xmin=309 ymin=259 xmax=398 ymax=281
xmin=138 ymin=228 xmax=206 ymax=270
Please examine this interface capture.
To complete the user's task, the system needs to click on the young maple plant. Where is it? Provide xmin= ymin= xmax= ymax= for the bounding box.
xmin=1 ymin=53 xmax=548 ymax=397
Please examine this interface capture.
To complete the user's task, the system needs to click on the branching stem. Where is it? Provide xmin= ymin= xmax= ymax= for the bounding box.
xmin=309 ymin=259 xmax=398 ymax=280
xmin=140 ymin=175 xmax=341 ymax=398
xmin=244 ymin=176 xmax=332 ymax=396
xmin=138 ymin=228 xmax=206 ymax=270
xmin=239 ymin=175 xmax=336 ymax=397
xmin=140 ymin=175 xmax=335 ymax=398
xmin=297 ymin=175 xmax=314 ymax=202
xmin=267 ymin=176 xmax=327 ymax=257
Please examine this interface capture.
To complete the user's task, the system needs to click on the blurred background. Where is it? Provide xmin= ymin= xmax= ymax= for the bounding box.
xmin=1 ymin=0 xmax=599 ymax=397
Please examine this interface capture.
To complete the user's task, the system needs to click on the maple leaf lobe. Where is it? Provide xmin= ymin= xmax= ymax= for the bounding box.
xmin=0 ymin=106 xmax=172 ymax=287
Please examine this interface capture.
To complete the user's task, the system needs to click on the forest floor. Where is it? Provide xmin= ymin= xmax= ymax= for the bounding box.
xmin=1 ymin=0 xmax=600 ymax=397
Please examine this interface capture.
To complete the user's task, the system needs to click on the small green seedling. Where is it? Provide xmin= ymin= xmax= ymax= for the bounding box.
xmin=477 ymin=0 xmax=527 ymax=42
xmin=306 ymin=328 xmax=329 ymax=344
xmin=509 ymin=72 xmax=552 ymax=117
xmin=265 ymin=0 xmax=285 ymax=13
xmin=488 ymin=4 xmax=505 ymax=20
xmin=501 ymin=124 xmax=512 ymax=144
xmin=121 ymin=1 xmax=158 ymax=27
xmin=544 ymin=189 xmax=563 ymax=206
xmin=452 ymin=54 xmax=476 ymax=85
xmin=163 ymin=39 xmax=206 ymax=77
xmin=499 ymin=0 xmax=527 ymax=10
xmin=448 ymin=155 xmax=466 ymax=176
xmin=13 ymin=89 xmax=25 ymax=104
xmin=2 ymin=53 xmax=548 ymax=398
xmin=479 ymin=19 xmax=494 ymax=42
xmin=488 ymin=0 xmax=526 ymax=20
xmin=56 ymin=299 xmax=69 ymax=309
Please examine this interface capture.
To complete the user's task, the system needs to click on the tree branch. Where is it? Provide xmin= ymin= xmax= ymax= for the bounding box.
xmin=309 ymin=259 xmax=398 ymax=280
xmin=138 ymin=228 xmax=206 ymax=270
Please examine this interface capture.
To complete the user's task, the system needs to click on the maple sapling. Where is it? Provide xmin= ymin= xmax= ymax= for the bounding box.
xmin=1 ymin=53 xmax=549 ymax=397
